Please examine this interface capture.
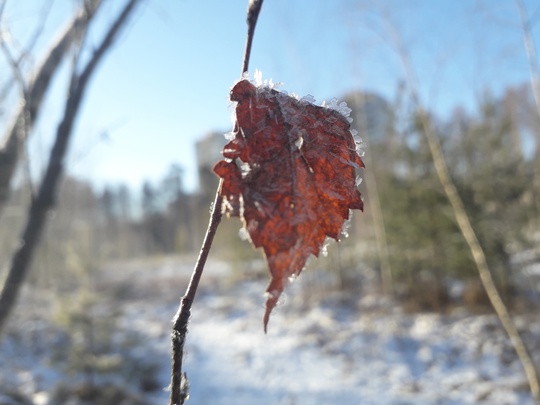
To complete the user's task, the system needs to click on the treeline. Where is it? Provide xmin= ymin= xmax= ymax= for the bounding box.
xmin=348 ymin=83 xmax=540 ymax=308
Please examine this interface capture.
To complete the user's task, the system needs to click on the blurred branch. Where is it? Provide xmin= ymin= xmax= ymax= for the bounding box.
xmin=0 ymin=0 xmax=141 ymax=336
xmin=25 ymin=0 xmax=56 ymax=56
xmin=0 ymin=33 xmax=28 ymax=96
xmin=0 ymin=1 xmax=6 ymax=21
xmin=0 ymin=0 xmax=102 ymax=218
xmin=169 ymin=1 xmax=264 ymax=403
xmin=516 ymin=0 xmax=540 ymax=117
xmin=0 ymin=37 xmax=34 ymax=196
xmin=387 ymin=18 xmax=540 ymax=403
xmin=352 ymin=92 xmax=393 ymax=295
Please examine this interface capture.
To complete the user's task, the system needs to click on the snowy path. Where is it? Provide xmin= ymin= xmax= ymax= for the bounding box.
xmin=129 ymin=258 xmax=537 ymax=405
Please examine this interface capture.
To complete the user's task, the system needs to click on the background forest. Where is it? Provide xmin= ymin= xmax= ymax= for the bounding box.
xmin=1 ymin=1 xmax=540 ymax=404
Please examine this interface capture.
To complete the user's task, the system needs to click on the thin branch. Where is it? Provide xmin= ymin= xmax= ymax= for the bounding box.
xmin=169 ymin=1 xmax=264 ymax=404
xmin=0 ymin=33 xmax=34 ymax=197
xmin=0 ymin=34 xmax=28 ymax=96
xmin=242 ymin=0 xmax=264 ymax=74
xmin=0 ymin=0 xmax=59 ymax=106
xmin=170 ymin=183 xmax=223 ymax=405
xmin=516 ymin=0 xmax=540 ymax=117
xmin=24 ymin=0 xmax=57 ymax=57
xmin=0 ymin=0 xmax=141 ymax=336
xmin=0 ymin=1 xmax=102 ymax=218
xmin=0 ymin=0 xmax=7 ymax=21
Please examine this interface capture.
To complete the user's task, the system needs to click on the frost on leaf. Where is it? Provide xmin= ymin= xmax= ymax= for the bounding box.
xmin=213 ymin=76 xmax=365 ymax=331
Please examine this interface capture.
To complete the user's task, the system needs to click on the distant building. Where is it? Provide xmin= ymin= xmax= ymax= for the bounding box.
xmin=195 ymin=130 xmax=228 ymax=199
xmin=342 ymin=91 xmax=393 ymax=143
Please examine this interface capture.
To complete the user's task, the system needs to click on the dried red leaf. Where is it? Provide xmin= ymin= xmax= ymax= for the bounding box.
xmin=213 ymin=78 xmax=364 ymax=331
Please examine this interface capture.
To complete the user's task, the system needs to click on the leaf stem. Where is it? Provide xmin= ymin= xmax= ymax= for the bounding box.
xmin=242 ymin=0 xmax=264 ymax=75
xmin=169 ymin=1 xmax=264 ymax=404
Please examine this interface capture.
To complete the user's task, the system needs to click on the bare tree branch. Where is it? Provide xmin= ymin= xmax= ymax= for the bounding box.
xmin=0 ymin=0 xmax=7 ymax=21
xmin=516 ymin=0 xmax=540 ymax=117
xmin=0 ymin=32 xmax=28 ymax=96
xmin=0 ymin=0 xmax=102 ymax=218
xmin=0 ymin=0 xmax=141 ymax=336
xmin=24 ymin=0 xmax=57 ymax=57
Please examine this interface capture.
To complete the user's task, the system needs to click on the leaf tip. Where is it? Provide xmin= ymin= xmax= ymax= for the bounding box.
xmin=263 ymin=288 xmax=280 ymax=333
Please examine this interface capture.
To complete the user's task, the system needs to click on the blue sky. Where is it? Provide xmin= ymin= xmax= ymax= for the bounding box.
xmin=2 ymin=0 xmax=540 ymax=193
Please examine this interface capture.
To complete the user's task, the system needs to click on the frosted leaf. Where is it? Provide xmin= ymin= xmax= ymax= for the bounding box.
xmin=216 ymin=76 xmax=365 ymax=330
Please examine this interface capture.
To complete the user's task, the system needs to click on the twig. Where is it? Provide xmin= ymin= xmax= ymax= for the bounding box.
xmin=169 ymin=1 xmax=264 ymax=404
xmin=0 ymin=38 xmax=28 ymax=96
xmin=516 ymin=0 xmax=540 ymax=117
xmin=0 ymin=32 xmax=34 ymax=197
xmin=0 ymin=0 xmax=140 ymax=336
xmin=0 ymin=0 xmax=7 ymax=21
xmin=169 ymin=184 xmax=223 ymax=405
xmin=242 ymin=0 xmax=264 ymax=74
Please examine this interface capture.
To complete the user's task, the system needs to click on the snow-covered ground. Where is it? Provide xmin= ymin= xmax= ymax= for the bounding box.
xmin=1 ymin=256 xmax=539 ymax=404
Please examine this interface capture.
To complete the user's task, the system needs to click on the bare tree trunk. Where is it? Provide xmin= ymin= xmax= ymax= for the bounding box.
xmin=395 ymin=45 xmax=540 ymax=403
xmin=0 ymin=1 xmax=102 ymax=217
xmin=0 ymin=0 xmax=141 ymax=336
xmin=418 ymin=108 xmax=539 ymax=403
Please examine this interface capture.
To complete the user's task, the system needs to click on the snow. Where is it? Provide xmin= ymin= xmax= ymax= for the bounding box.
xmin=1 ymin=256 xmax=538 ymax=404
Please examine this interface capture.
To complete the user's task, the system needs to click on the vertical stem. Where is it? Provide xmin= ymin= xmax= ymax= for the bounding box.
xmin=169 ymin=1 xmax=264 ymax=404
xmin=516 ymin=0 xmax=540 ymax=115
xmin=242 ymin=0 xmax=264 ymax=74
xmin=170 ymin=184 xmax=223 ymax=405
